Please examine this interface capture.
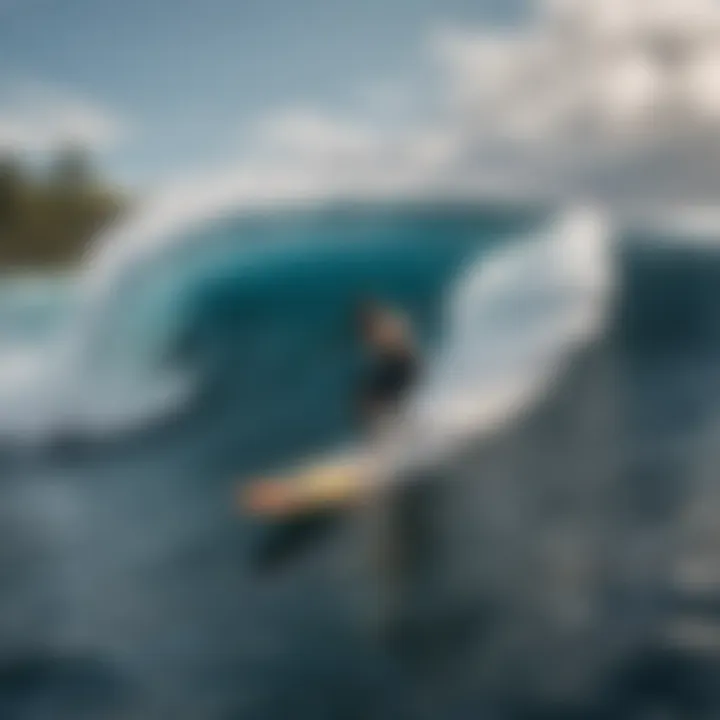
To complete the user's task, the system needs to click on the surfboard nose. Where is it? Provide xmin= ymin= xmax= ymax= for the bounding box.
xmin=239 ymin=481 xmax=296 ymax=516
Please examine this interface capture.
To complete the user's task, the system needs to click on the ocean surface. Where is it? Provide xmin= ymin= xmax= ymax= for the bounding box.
xmin=0 ymin=202 xmax=719 ymax=719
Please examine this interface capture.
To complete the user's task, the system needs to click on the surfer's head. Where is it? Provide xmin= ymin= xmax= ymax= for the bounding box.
xmin=355 ymin=298 xmax=410 ymax=350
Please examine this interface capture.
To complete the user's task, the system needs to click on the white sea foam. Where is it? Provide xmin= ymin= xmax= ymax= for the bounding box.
xmin=377 ymin=205 xmax=615 ymax=475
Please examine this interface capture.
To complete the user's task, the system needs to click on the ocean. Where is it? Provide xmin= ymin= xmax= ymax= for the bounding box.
xmin=0 ymin=202 xmax=718 ymax=719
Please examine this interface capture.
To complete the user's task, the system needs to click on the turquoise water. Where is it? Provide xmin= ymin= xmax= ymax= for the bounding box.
xmin=2 ymin=204 xmax=720 ymax=718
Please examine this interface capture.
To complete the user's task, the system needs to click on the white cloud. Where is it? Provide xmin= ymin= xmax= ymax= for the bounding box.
xmin=253 ymin=108 xmax=381 ymax=163
xmin=428 ymin=0 xmax=720 ymax=205
xmin=125 ymin=0 xmax=720 ymax=240
xmin=239 ymin=0 xmax=720 ymax=208
xmin=235 ymin=107 xmax=464 ymax=200
xmin=445 ymin=0 xmax=720 ymax=140
xmin=0 ymin=82 xmax=126 ymax=155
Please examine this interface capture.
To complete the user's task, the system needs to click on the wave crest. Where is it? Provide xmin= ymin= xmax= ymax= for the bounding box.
xmin=391 ymin=206 xmax=615 ymax=470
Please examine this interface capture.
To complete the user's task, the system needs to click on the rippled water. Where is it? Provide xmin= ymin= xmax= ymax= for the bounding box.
xmin=0 ymin=205 xmax=719 ymax=719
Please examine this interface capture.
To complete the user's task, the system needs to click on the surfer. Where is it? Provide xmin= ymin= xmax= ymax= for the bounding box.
xmin=356 ymin=299 xmax=419 ymax=435
xmin=245 ymin=299 xmax=421 ymax=574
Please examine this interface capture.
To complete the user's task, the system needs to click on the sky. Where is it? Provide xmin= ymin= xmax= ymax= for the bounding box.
xmin=3 ymin=0 xmax=720 ymax=214
xmin=0 ymin=0 xmax=524 ymax=187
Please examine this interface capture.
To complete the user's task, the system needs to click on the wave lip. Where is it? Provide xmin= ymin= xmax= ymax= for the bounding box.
xmin=0 ymin=348 xmax=194 ymax=443
xmin=387 ymin=205 xmax=615 ymax=472
xmin=0 ymin=274 xmax=195 ymax=443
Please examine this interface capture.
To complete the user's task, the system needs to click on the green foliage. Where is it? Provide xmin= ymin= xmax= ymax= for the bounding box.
xmin=0 ymin=146 xmax=127 ymax=269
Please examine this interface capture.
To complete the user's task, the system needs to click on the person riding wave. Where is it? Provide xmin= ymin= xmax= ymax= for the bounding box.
xmin=246 ymin=298 xmax=420 ymax=574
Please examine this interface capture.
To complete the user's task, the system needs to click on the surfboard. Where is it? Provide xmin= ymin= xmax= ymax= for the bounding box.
xmin=239 ymin=449 xmax=373 ymax=518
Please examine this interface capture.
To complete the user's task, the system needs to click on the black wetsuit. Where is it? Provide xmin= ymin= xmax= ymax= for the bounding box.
xmin=361 ymin=348 xmax=419 ymax=418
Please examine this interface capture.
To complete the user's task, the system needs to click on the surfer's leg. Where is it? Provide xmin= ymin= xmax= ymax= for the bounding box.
xmin=357 ymin=476 xmax=435 ymax=641
xmin=251 ymin=509 xmax=345 ymax=575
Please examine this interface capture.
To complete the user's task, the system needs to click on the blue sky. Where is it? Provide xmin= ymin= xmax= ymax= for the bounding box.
xmin=0 ymin=0 xmax=524 ymax=187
